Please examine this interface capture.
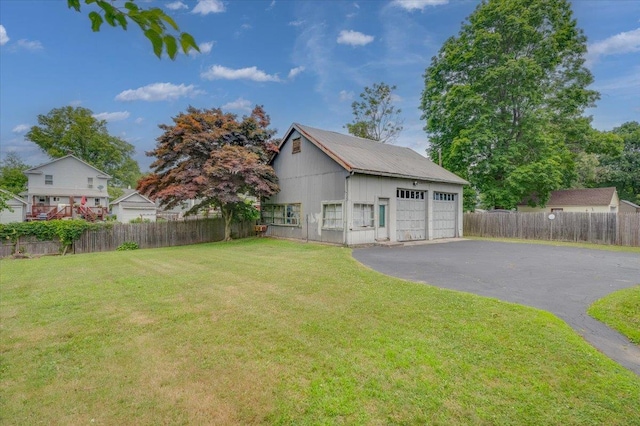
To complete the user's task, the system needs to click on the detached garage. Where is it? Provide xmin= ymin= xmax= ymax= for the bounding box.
xmin=263 ymin=123 xmax=468 ymax=245
xmin=110 ymin=190 xmax=157 ymax=223
xmin=0 ymin=190 xmax=27 ymax=224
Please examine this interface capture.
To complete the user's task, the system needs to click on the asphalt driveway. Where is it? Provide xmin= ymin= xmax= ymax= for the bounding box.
xmin=353 ymin=240 xmax=640 ymax=375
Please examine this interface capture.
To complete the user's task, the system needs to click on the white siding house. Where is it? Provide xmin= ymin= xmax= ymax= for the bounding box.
xmin=110 ymin=190 xmax=157 ymax=223
xmin=24 ymin=155 xmax=111 ymax=221
xmin=0 ymin=189 xmax=27 ymax=224
xmin=262 ymin=124 xmax=468 ymax=245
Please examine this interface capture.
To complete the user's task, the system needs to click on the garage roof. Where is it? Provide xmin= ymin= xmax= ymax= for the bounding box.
xmin=277 ymin=123 xmax=468 ymax=185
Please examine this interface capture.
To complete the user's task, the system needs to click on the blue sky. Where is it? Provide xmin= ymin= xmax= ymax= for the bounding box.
xmin=1 ymin=0 xmax=639 ymax=172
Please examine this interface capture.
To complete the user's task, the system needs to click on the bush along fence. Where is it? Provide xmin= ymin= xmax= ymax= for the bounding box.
xmin=463 ymin=212 xmax=640 ymax=247
xmin=0 ymin=219 xmax=254 ymax=258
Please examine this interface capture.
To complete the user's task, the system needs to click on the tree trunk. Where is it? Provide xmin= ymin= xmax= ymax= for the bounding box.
xmin=222 ymin=208 xmax=233 ymax=241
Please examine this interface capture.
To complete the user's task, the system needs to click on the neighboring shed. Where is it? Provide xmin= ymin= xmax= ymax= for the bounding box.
xmin=620 ymin=199 xmax=640 ymax=213
xmin=518 ymin=187 xmax=619 ymax=213
xmin=110 ymin=190 xmax=157 ymax=223
xmin=0 ymin=189 xmax=27 ymax=224
xmin=262 ymin=123 xmax=468 ymax=245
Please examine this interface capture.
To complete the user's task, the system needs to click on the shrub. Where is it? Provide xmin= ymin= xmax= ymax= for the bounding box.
xmin=116 ymin=241 xmax=139 ymax=251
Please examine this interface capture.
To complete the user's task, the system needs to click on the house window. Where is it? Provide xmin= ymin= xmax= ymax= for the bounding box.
xmin=45 ymin=175 xmax=53 ymax=185
xmin=261 ymin=203 xmax=301 ymax=226
xmin=88 ymin=177 xmax=94 ymax=189
xmin=292 ymin=137 xmax=301 ymax=154
xmin=397 ymin=189 xmax=425 ymax=200
xmin=322 ymin=203 xmax=343 ymax=229
xmin=353 ymin=203 xmax=374 ymax=227
xmin=94 ymin=198 xmax=101 ymax=207
xmin=53 ymin=197 xmax=60 ymax=202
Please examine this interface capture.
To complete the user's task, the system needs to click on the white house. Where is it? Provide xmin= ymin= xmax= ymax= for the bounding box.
xmin=0 ymin=189 xmax=27 ymax=224
xmin=24 ymin=155 xmax=111 ymax=221
xmin=262 ymin=124 xmax=468 ymax=245
xmin=110 ymin=190 xmax=157 ymax=223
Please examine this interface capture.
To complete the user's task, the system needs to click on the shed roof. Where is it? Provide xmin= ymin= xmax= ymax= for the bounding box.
xmin=520 ymin=187 xmax=618 ymax=207
xmin=277 ymin=124 xmax=468 ymax=185
xmin=0 ymin=189 xmax=27 ymax=205
xmin=620 ymin=199 xmax=640 ymax=209
xmin=111 ymin=189 xmax=155 ymax=206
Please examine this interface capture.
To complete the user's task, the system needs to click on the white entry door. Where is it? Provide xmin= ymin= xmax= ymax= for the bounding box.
xmin=432 ymin=192 xmax=457 ymax=239
xmin=396 ymin=189 xmax=426 ymax=241
xmin=377 ymin=198 xmax=389 ymax=240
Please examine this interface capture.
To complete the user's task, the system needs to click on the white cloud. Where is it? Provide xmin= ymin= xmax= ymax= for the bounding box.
xmin=16 ymin=39 xmax=43 ymax=51
xmin=166 ymin=1 xmax=188 ymax=10
xmin=339 ymin=90 xmax=354 ymax=101
xmin=93 ymin=111 xmax=130 ymax=122
xmin=189 ymin=40 xmax=215 ymax=56
xmin=588 ymin=28 xmax=640 ymax=65
xmin=289 ymin=20 xmax=305 ymax=27
xmin=115 ymin=83 xmax=204 ymax=101
xmin=392 ymin=0 xmax=448 ymax=11
xmin=12 ymin=124 xmax=29 ymax=133
xmin=267 ymin=1 xmax=276 ymax=10
xmin=135 ymin=117 xmax=144 ymax=124
xmin=0 ymin=25 xmax=9 ymax=46
xmin=222 ymin=97 xmax=252 ymax=112
xmin=192 ymin=0 xmax=225 ymax=15
xmin=201 ymin=65 xmax=280 ymax=82
xmin=337 ymin=30 xmax=374 ymax=46
xmin=288 ymin=66 xmax=305 ymax=79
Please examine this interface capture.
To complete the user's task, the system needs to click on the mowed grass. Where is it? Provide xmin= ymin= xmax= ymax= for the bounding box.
xmin=1 ymin=239 xmax=639 ymax=425
xmin=589 ymin=285 xmax=640 ymax=345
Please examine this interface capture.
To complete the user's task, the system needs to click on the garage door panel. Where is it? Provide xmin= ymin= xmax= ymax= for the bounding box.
xmin=433 ymin=192 xmax=456 ymax=239
xmin=396 ymin=189 xmax=425 ymax=241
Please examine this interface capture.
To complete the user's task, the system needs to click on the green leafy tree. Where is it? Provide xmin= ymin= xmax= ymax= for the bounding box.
xmin=346 ymin=82 xmax=404 ymax=143
xmin=598 ymin=121 xmax=640 ymax=203
xmin=138 ymin=106 xmax=279 ymax=241
xmin=420 ymin=0 xmax=599 ymax=209
xmin=0 ymin=153 xmax=30 ymax=196
xmin=25 ymin=106 xmax=142 ymax=188
xmin=67 ymin=0 xmax=199 ymax=59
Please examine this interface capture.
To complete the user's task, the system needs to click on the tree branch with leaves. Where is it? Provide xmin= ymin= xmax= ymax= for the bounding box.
xmin=67 ymin=0 xmax=199 ymax=59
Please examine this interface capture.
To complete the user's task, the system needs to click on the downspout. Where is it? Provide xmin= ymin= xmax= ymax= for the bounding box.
xmin=344 ymin=172 xmax=353 ymax=246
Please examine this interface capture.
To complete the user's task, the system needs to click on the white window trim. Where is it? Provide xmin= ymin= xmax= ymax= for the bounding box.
xmin=322 ymin=201 xmax=344 ymax=230
xmin=352 ymin=202 xmax=374 ymax=229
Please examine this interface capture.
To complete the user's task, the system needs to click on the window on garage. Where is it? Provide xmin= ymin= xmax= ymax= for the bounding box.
xmin=262 ymin=203 xmax=302 ymax=226
xmin=353 ymin=203 xmax=374 ymax=227
xmin=322 ymin=203 xmax=343 ymax=229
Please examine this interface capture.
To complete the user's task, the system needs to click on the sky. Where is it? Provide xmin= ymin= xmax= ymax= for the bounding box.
xmin=1 ymin=0 xmax=639 ymax=172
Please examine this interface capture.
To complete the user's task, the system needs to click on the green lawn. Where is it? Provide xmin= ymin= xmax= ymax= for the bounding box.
xmin=589 ymin=286 xmax=640 ymax=345
xmin=1 ymin=239 xmax=639 ymax=425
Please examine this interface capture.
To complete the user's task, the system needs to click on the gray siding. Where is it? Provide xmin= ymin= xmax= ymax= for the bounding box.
xmin=265 ymin=130 xmax=348 ymax=244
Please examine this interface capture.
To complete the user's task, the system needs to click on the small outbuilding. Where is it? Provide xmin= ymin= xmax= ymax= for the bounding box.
xmin=0 ymin=189 xmax=27 ymax=224
xmin=518 ymin=187 xmax=619 ymax=213
xmin=619 ymin=199 xmax=640 ymax=213
xmin=262 ymin=123 xmax=468 ymax=245
xmin=110 ymin=190 xmax=157 ymax=223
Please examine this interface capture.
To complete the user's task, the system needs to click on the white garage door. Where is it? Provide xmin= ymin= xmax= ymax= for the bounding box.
xmin=433 ymin=192 xmax=457 ymax=239
xmin=396 ymin=189 xmax=426 ymax=241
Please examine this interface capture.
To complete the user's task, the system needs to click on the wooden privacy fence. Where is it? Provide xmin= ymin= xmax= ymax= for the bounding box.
xmin=464 ymin=212 xmax=640 ymax=247
xmin=74 ymin=219 xmax=253 ymax=253
xmin=1 ymin=219 xmax=254 ymax=257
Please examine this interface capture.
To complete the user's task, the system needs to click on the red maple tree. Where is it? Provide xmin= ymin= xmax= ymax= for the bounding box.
xmin=138 ymin=106 xmax=279 ymax=240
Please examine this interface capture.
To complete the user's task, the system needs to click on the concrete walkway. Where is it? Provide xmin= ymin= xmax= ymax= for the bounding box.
xmin=353 ymin=239 xmax=640 ymax=375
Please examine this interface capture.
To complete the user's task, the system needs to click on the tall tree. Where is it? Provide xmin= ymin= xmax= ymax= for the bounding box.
xmin=138 ymin=106 xmax=280 ymax=241
xmin=345 ymin=82 xmax=404 ymax=143
xmin=420 ymin=0 xmax=599 ymax=209
xmin=25 ymin=106 xmax=142 ymax=188
xmin=67 ymin=0 xmax=198 ymax=59
xmin=0 ymin=153 xmax=30 ymax=195
xmin=598 ymin=121 xmax=640 ymax=203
